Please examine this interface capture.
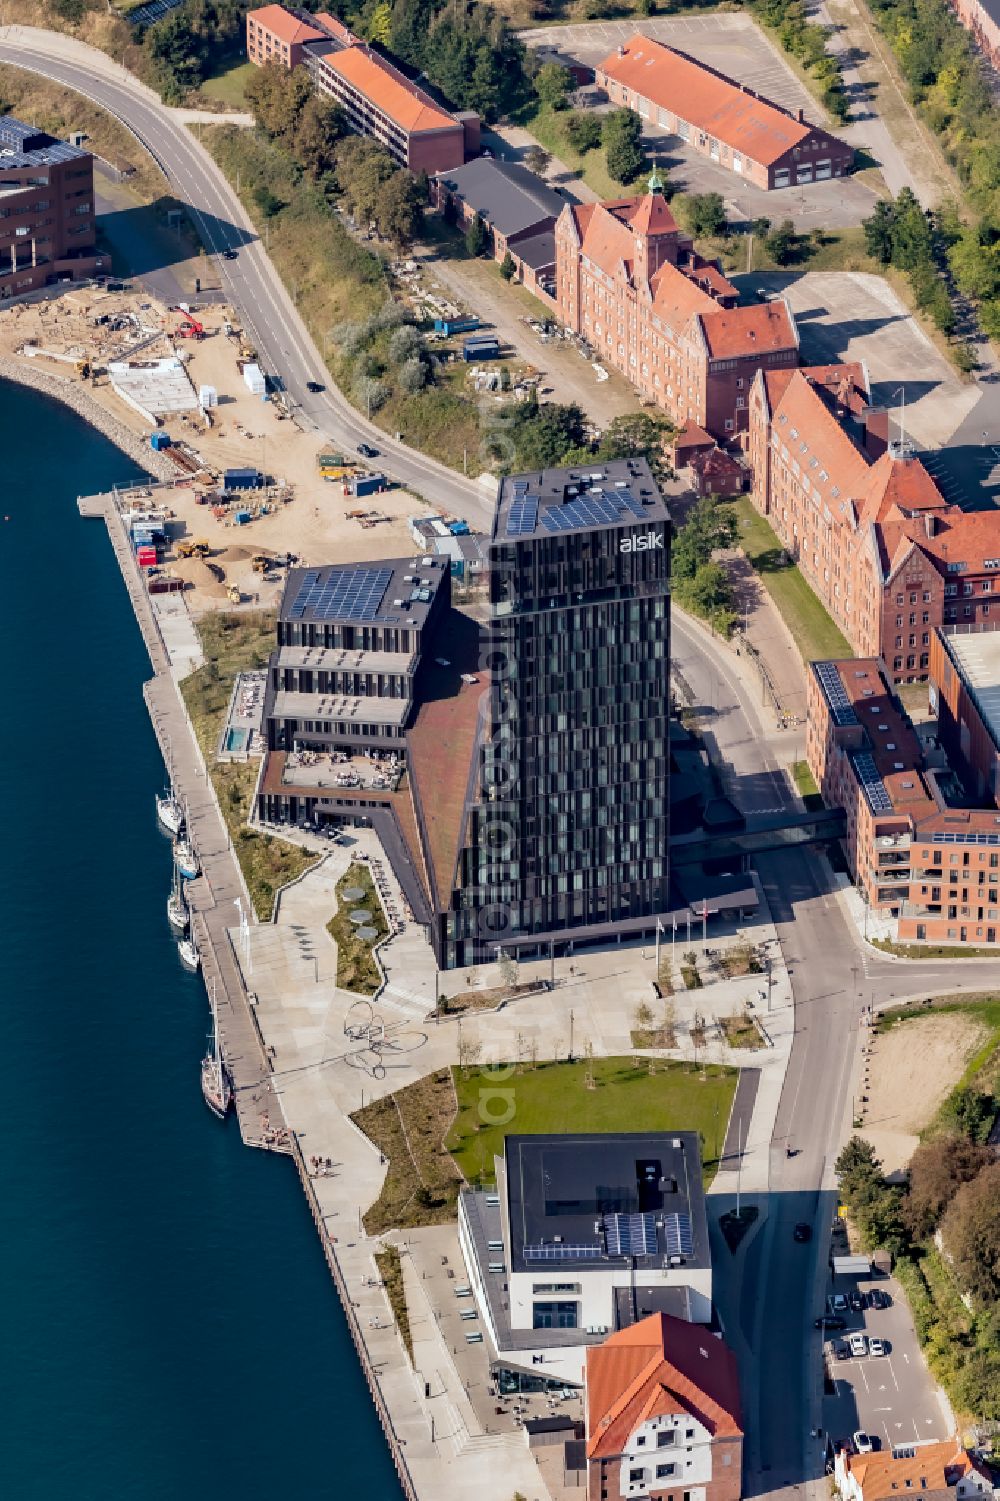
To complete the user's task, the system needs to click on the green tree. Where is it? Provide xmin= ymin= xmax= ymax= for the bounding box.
xmin=293 ymin=95 xmax=343 ymax=179
xmin=949 ymin=226 xmax=1000 ymax=300
xmin=763 ymin=218 xmax=800 ymax=265
xmin=942 ymin=1085 xmax=997 ymax=1143
xmin=499 ymin=249 xmax=516 ymax=281
xmin=565 ymin=111 xmax=602 ymax=153
xmin=890 ymin=187 xmax=933 ymax=271
xmin=535 ymin=62 xmax=572 ymax=111
xmin=366 ymin=0 xmax=393 ymax=45
xmin=683 ymin=192 xmax=727 ymax=238
xmin=904 ymin=1135 xmax=992 ymax=1238
xmin=254 ymin=185 xmax=283 ymax=219
xmin=672 ymin=495 xmax=738 ymax=581
xmin=378 ymin=170 xmax=425 ymax=247
xmin=465 ymin=212 xmax=488 ymax=257
xmin=863 ymin=200 xmax=895 ymax=265
xmin=942 ymin=1162 xmax=1000 ymax=1304
xmin=602 ymin=107 xmax=644 ymax=184
xmin=525 ymin=145 xmax=551 ymax=176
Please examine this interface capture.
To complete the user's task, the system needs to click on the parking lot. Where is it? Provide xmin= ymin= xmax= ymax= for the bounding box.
xmin=740 ymin=270 xmax=980 ymax=449
xmin=522 ymin=16 xmax=882 ymax=229
xmin=822 ymin=1275 xmax=953 ymax=1454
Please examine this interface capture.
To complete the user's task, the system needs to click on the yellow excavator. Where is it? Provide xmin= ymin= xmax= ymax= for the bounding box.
xmin=176 ymin=538 xmax=211 ymax=559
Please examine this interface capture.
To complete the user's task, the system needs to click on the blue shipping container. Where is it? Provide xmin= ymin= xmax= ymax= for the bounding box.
xmin=462 ymin=337 xmax=500 ymax=361
xmin=150 ymin=431 xmax=171 ymax=450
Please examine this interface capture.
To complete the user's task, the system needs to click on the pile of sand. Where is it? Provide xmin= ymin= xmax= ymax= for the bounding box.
xmin=216 ymin=544 xmax=262 ymax=564
xmin=172 ymin=557 xmax=229 ymax=600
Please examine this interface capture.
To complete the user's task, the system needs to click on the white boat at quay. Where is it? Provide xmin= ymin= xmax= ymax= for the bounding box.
xmin=156 ymin=791 xmax=182 ymax=836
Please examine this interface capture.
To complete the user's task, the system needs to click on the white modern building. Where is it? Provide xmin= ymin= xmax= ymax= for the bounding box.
xmin=458 ymin=1132 xmax=712 ymax=1387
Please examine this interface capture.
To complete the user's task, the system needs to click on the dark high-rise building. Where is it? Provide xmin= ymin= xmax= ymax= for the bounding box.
xmin=256 ymin=461 xmax=673 ymax=969
xmin=440 ymin=458 xmax=672 ymax=967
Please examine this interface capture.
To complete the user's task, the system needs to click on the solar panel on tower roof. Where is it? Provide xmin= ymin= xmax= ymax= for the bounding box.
xmin=289 ymin=566 xmax=394 ymax=621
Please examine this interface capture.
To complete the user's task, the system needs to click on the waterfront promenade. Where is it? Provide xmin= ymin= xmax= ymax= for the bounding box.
xmin=78 ymin=488 xmax=281 ymax=1149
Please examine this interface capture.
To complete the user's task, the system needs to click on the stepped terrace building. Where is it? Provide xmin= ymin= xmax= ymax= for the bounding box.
xmin=555 ymin=178 xmax=798 ymax=439
xmin=0 ymin=116 xmax=104 ymax=298
xmin=257 ymin=459 xmax=674 ymax=967
xmin=749 ymin=364 xmax=1000 ymax=682
xmin=807 ymin=655 xmax=1000 ymax=948
xmin=596 ymin=35 xmax=853 ymax=190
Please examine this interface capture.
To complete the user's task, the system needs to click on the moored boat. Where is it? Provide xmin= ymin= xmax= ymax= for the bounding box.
xmin=167 ymin=864 xmax=189 ymax=932
xmin=156 ymin=790 xmax=182 ymax=836
xmin=201 ymin=982 xmax=231 ymax=1120
xmin=178 ymin=935 xmax=200 ymax=970
xmin=174 ymin=837 xmax=199 ymax=881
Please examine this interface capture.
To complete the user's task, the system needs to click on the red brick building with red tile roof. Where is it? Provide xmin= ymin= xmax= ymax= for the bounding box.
xmin=246 ymin=6 xmax=478 ymax=173
xmin=246 ymin=5 xmax=327 ymax=68
xmin=749 ymin=364 xmax=999 ymax=682
xmin=807 ymin=655 xmax=1000 ymax=947
xmin=555 ymin=180 xmax=798 ymax=438
xmin=596 ymin=35 xmax=853 ymax=190
xmin=585 ymin=1313 xmax=742 ymax=1501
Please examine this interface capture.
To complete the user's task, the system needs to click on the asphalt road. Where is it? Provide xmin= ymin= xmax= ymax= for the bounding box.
xmin=0 ymin=28 xmax=494 ymax=532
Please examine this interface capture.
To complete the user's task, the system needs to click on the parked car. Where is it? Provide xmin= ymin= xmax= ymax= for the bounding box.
xmin=849 ymin=1290 xmax=865 ymax=1313
xmin=358 ymin=442 xmax=379 ymax=459
xmin=868 ymin=1338 xmax=887 ymax=1357
xmin=854 ymin=1432 xmax=877 ymax=1454
xmin=829 ymin=1294 xmax=849 ymax=1314
xmin=794 ymin=1223 xmax=812 ymax=1243
xmin=222 ymin=248 xmax=237 ymax=260
xmin=815 ymin=1315 xmax=847 ymax=1331
xmin=833 ymin=1341 xmax=851 ymax=1361
xmin=868 ymin=1288 xmax=889 ymax=1311
xmin=849 ymin=1333 xmax=868 ymax=1358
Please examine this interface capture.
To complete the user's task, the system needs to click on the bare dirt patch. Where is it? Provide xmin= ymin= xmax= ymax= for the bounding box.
xmin=862 ymin=1013 xmax=989 ymax=1173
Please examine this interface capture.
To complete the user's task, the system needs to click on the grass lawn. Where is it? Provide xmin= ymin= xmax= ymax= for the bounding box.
xmin=447 ymin=1056 xmax=738 ymax=1188
xmin=519 ymin=103 xmax=641 ymax=203
xmin=791 ymin=759 xmax=823 ymax=809
xmin=180 ymin=611 xmax=317 ymax=918
xmin=199 ymin=59 xmax=255 ymax=109
xmin=726 ymin=498 xmax=853 ymax=663
xmin=327 ymin=861 xmax=388 ymax=995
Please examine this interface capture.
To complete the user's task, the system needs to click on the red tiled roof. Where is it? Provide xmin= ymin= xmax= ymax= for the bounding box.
xmin=650 ymin=257 xmax=720 ymax=328
xmin=313 ymin=11 xmax=357 ymax=45
xmin=858 ymin=450 xmax=946 ymax=527
xmin=674 ymin=419 xmax=714 ymax=451
xmin=248 ymin=5 xmax=326 ymax=45
xmin=586 ymin=1314 xmax=742 ymax=1461
xmin=597 ymin=37 xmax=828 ymax=166
xmin=770 ymin=369 xmax=870 ymax=503
xmin=698 ymin=297 xmax=797 ymax=360
xmin=877 ymin=505 xmax=1000 ymax=582
xmin=319 ymin=44 xmax=458 ymax=134
xmin=843 ymin=1438 xmax=972 ymax=1501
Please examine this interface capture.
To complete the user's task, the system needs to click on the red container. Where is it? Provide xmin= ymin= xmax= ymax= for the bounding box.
xmin=137 ymin=545 xmax=157 ymax=568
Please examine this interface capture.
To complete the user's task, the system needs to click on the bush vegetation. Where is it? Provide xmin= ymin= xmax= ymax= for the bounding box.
xmin=835 ymin=1022 xmax=1000 ymax=1420
xmin=751 ymin=0 xmax=849 ymax=121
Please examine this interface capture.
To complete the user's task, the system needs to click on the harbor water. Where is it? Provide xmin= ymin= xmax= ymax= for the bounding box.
xmin=0 ymin=381 xmax=402 ymax=1499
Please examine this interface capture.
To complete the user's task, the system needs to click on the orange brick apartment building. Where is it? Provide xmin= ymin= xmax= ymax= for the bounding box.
xmin=749 ymin=365 xmax=1000 ymax=682
xmin=807 ymin=656 xmax=1000 ymax=948
xmin=555 ymin=180 xmax=799 ymax=439
xmin=246 ymin=5 xmax=478 ymax=174
xmin=596 ymin=36 xmax=853 ymax=191
xmin=585 ymin=1313 xmax=743 ymax=1501
xmin=930 ymin=624 xmax=1000 ymax=807
xmin=0 ymin=116 xmax=104 ymax=299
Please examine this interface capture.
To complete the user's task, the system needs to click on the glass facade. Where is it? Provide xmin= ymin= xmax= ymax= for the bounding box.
xmin=444 ymin=515 xmax=671 ymax=966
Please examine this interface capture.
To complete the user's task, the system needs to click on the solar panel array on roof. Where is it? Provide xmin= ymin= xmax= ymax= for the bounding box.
xmin=605 ymin=1212 xmax=657 ymax=1258
xmin=932 ymin=830 xmax=1000 ymax=845
xmin=288 ymin=566 xmax=394 ymax=621
xmin=852 ymin=752 xmax=893 ymax=814
xmin=506 ymin=496 xmax=539 ymax=536
xmin=539 ymin=486 xmax=653 ymax=533
xmin=815 ymin=662 xmax=858 ymax=728
xmin=523 ymin=1242 xmax=603 ymax=1261
xmin=663 ymin=1212 xmax=694 ymax=1258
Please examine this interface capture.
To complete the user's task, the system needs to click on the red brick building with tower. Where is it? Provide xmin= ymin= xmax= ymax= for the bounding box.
xmin=554 ymin=173 xmax=799 ymax=440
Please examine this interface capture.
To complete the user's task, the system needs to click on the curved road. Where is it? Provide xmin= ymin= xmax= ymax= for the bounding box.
xmin=0 ymin=26 xmax=494 ymax=529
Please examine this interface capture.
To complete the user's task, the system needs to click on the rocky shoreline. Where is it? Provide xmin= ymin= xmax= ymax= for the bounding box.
xmin=0 ymin=355 xmax=175 ymax=481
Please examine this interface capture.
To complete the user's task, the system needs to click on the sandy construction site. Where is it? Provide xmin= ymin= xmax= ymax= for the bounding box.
xmin=1 ymin=287 xmax=437 ymax=610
